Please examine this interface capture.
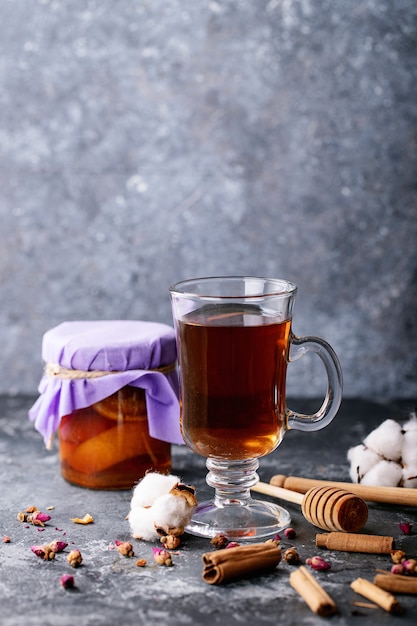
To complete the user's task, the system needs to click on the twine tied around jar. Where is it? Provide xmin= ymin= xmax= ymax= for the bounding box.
xmin=45 ymin=362 xmax=177 ymax=379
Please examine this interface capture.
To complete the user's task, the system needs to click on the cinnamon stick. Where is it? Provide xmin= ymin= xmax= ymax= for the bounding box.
xmin=316 ymin=532 xmax=394 ymax=554
xmin=351 ymin=577 xmax=403 ymax=614
xmin=202 ymin=542 xmax=281 ymax=585
xmin=289 ymin=566 xmax=337 ymax=617
xmin=374 ymin=573 xmax=417 ymax=595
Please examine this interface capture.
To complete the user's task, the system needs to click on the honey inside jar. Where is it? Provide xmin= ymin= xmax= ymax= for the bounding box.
xmin=58 ymin=385 xmax=171 ymax=490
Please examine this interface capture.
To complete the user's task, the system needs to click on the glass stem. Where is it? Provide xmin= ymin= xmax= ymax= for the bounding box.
xmin=205 ymin=457 xmax=260 ymax=506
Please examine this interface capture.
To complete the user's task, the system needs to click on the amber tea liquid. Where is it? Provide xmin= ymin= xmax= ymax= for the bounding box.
xmin=178 ymin=304 xmax=291 ymax=460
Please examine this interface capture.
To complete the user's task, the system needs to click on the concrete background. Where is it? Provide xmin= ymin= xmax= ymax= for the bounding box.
xmin=0 ymin=0 xmax=416 ymax=398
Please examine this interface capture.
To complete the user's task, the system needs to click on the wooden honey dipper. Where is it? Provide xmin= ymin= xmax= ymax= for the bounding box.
xmin=252 ymin=482 xmax=368 ymax=532
xmin=269 ymin=474 xmax=417 ymax=507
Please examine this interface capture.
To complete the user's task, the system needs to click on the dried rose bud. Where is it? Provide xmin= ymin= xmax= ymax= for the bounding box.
xmin=225 ymin=542 xmax=240 ymax=549
xmin=136 ymin=558 xmax=147 ymax=567
xmin=60 ymin=574 xmax=75 ymax=589
xmin=67 ymin=549 xmax=83 ymax=568
xmin=391 ymin=549 xmax=406 ymax=564
xmin=284 ymin=527 xmax=296 ymax=539
xmin=306 ymin=556 xmax=331 ymax=571
xmin=160 ymin=535 xmax=181 ymax=549
xmin=49 ymin=540 xmax=68 ymax=553
xmin=30 ymin=511 xmax=51 ymax=527
xmin=391 ymin=563 xmax=405 ymax=575
xmin=402 ymin=559 xmax=417 ymax=575
xmin=152 ymin=547 xmax=172 ymax=566
xmin=284 ymin=547 xmax=300 ymax=565
xmin=399 ymin=522 xmax=413 ymax=535
xmin=210 ymin=533 xmax=229 ymax=549
xmin=31 ymin=545 xmax=45 ymax=559
xmin=115 ymin=541 xmax=135 ymax=557
xmin=31 ymin=544 xmax=55 ymax=561
xmin=2 ymin=536 xmax=11 ymax=543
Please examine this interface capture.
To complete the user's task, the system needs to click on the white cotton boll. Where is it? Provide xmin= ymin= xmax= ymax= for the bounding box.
xmin=151 ymin=493 xmax=195 ymax=532
xmin=361 ymin=459 xmax=403 ymax=487
xmin=403 ymin=414 xmax=417 ymax=432
xmin=128 ymin=506 xmax=159 ymax=541
xmin=347 ymin=444 xmax=382 ymax=483
xmin=402 ymin=429 xmax=417 ymax=468
xmin=402 ymin=466 xmax=417 ymax=488
xmin=130 ymin=473 xmax=180 ymax=509
xmin=363 ymin=419 xmax=403 ymax=462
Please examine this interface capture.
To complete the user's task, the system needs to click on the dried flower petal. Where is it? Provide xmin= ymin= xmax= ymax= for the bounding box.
xmin=225 ymin=542 xmax=240 ymax=549
xmin=402 ymin=559 xmax=417 ymax=575
xmin=284 ymin=527 xmax=296 ymax=539
xmin=71 ymin=513 xmax=94 ymax=525
xmin=160 ymin=534 xmax=181 ymax=549
xmin=25 ymin=505 xmax=38 ymax=514
xmin=33 ymin=511 xmax=51 ymax=523
xmin=136 ymin=558 xmax=147 ymax=567
xmin=210 ymin=533 xmax=229 ymax=549
xmin=49 ymin=540 xmax=68 ymax=553
xmin=31 ymin=545 xmax=45 ymax=558
xmin=152 ymin=547 xmax=172 ymax=566
xmin=60 ymin=574 xmax=75 ymax=589
xmin=2 ymin=536 xmax=11 ymax=543
xmin=399 ymin=522 xmax=413 ymax=535
xmin=115 ymin=541 xmax=135 ymax=557
xmin=67 ymin=549 xmax=83 ymax=568
xmin=306 ymin=556 xmax=331 ymax=571
xmin=284 ymin=547 xmax=300 ymax=565
xmin=30 ymin=511 xmax=52 ymax=527
xmin=391 ymin=549 xmax=406 ymax=564
xmin=31 ymin=544 xmax=55 ymax=561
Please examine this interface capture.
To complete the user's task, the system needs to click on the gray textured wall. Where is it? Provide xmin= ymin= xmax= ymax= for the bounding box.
xmin=0 ymin=0 xmax=416 ymax=399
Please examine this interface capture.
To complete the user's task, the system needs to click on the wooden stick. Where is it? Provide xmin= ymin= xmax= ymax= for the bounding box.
xmin=252 ymin=481 xmax=304 ymax=505
xmin=270 ymin=474 xmax=417 ymax=507
xmin=374 ymin=573 xmax=417 ymax=595
xmin=351 ymin=578 xmax=403 ymax=614
xmin=316 ymin=532 xmax=394 ymax=554
xmin=289 ymin=566 xmax=337 ymax=617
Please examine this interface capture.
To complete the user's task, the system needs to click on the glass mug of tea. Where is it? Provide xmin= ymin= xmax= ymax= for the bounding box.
xmin=170 ymin=276 xmax=342 ymax=539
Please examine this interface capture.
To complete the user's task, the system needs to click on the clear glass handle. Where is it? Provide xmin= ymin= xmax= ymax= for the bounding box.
xmin=286 ymin=334 xmax=343 ymax=432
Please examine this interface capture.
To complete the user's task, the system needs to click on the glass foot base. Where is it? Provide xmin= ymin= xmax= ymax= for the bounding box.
xmin=185 ymin=498 xmax=291 ymax=540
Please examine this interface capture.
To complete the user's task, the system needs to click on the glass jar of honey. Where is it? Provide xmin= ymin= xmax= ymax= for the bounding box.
xmin=29 ymin=320 xmax=183 ymax=490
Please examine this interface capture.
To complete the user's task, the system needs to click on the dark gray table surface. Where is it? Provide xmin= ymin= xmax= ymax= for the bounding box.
xmin=1 ymin=395 xmax=416 ymax=626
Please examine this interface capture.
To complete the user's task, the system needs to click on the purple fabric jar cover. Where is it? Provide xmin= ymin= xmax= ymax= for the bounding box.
xmin=28 ymin=320 xmax=183 ymax=447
